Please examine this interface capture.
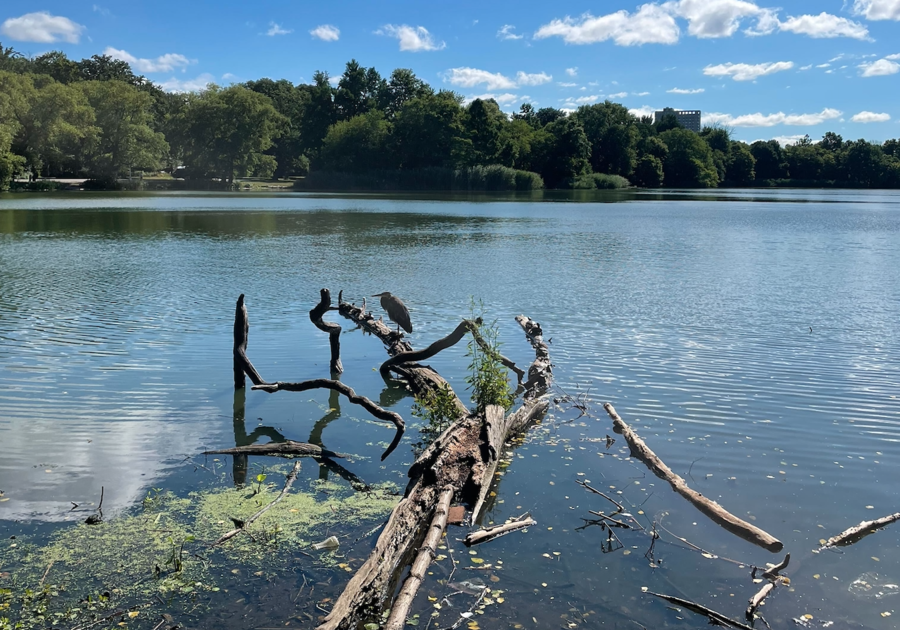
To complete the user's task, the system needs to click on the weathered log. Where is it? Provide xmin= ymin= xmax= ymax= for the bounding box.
xmin=379 ymin=319 xmax=478 ymax=378
xmin=203 ymin=441 xmax=344 ymax=459
xmin=211 ymin=461 xmax=300 ymax=547
xmin=252 ymin=378 xmax=405 ymax=460
xmin=817 ymin=512 xmax=900 ymax=551
xmin=310 ymin=288 xmax=343 ymax=374
xmin=603 ymin=403 xmax=783 ymax=553
xmin=746 ymin=553 xmax=790 ymax=620
xmin=383 ymin=486 xmax=455 ymax=630
xmin=337 ymin=294 xmax=468 ymax=416
xmin=316 ymin=314 xmax=552 ymax=630
xmin=648 ymin=591 xmax=754 ymax=630
xmin=233 ymin=294 xmax=266 ymax=389
xmin=464 ymin=514 xmax=536 ymax=546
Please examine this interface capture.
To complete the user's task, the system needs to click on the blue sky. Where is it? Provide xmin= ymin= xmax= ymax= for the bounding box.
xmin=2 ymin=1 xmax=899 ymax=144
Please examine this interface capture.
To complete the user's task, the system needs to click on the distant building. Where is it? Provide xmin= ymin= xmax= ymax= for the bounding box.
xmin=654 ymin=107 xmax=702 ymax=132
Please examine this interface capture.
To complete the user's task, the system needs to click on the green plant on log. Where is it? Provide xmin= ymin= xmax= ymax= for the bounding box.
xmin=466 ymin=299 xmax=513 ymax=413
xmin=411 ymin=383 xmax=459 ymax=454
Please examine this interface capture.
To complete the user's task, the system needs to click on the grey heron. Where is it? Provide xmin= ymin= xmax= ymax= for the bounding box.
xmin=372 ymin=292 xmax=413 ymax=334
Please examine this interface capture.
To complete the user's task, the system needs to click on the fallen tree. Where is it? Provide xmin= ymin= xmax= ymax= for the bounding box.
xmin=315 ymin=298 xmax=552 ymax=630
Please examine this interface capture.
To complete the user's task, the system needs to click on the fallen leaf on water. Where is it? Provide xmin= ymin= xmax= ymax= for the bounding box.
xmin=128 ymin=612 xmax=139 ymax=618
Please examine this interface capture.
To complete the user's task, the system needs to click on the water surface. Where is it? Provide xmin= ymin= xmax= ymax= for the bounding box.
xmin=1 ymin=189 xmax=899 ymax=628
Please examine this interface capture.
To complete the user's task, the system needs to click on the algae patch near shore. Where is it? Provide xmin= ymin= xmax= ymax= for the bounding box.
xmin=0 ymin=476 xmax=399 ymax=629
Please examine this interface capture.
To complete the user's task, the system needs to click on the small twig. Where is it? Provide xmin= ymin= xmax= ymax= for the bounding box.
xmin=587 ymin=510 xmax=634 ymax=529
xmin=211 ymin=461 xmax=301 ymax=547
xmin=440 ymin=587 xmax=490 ymax=630
xmin=576 ymin=479 xmax=624 ymax=512
xmin=816 ymin=512 xmax=900 ymax=551
xmin=648 ymin=591 xmax=753 ymax=630
xmin=39 ymin=559 xmax=55 ymax=587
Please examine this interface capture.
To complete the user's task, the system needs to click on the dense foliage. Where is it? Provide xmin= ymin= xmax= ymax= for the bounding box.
xmin=1 ymin=43 xmax=899 ymax=191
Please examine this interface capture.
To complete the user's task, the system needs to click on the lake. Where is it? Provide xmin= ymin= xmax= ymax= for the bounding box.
xmin=1 ymin=189 xmax=899 ymax=629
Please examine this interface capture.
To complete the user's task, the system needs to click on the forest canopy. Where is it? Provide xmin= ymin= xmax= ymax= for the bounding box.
xmin=1 ymin=43 xmax=899 ymax=191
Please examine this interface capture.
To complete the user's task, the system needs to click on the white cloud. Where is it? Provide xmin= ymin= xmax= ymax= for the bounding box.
xmin=266 ymin=22 xmax=292 ymax=36
xmin=609 ymin=91 xmax=629 ymax=98
xmin=771 ymin=134 xmax=810 ymax=146
xmin=465 ymin=93 xmax=520 ymax=105
xmin=92 ymin=5 xmax=111 ymax=17
xmin=816 ymin=63 xmax=831 ymax=68
xmin=310 ymin=24 xmax=339 ymax=41
xmin=558 ymin=82 xmax=578 ymax=87
xmin=672 ymin=0 xmax=773 ymax=38
xmin=634 ymin=91 xmax=651 ymax=96
xmin=445 ymin=68 xmax=553 ymax=89
xmin=445 ymin=67 xmax=516 ymax=90
xmin=0 ymin=11 xmax=84 ymax=43
xmin=516 ymin=71 xmax=552 ymax=85
xmin=703 ymin=61 xmax=794 ymax=81
xmin=497 ymin=24 xmax=523 ymax=40
xmin=853 ymin=0 xmax=900 ymax=20
xmin=377 ymin=24 xmax=445 ymax=51
xmin=566 ymin=67 xmax=579 ymax=77
xmin=799 ymin=64 xmax=812 ymax=70
xmin=160 ymin=73 xmax=216 ymax=93
xmin=778 ymin=13 xmax=870 ymax=40
xmin=568 ymin=95 xmax=602 ymax=104
xmin=534 ymin=4 xmax=680 ymax=46
xmin=704 ymin=107 xmax=842 ymax=127
xmin=667 ymin=87 xmax=705 ymax=93
xmin=629 ymin=105 xmax=657 ymax=118
xmin=887 ymin=53 xmax=900 ymax=59
xmin=860 ymin=58 xmax=900 ymax=76
xmin=851 ymin=111 xmax=891 ymax=123
xmin=103 ymin=47 xmax=193 ymax=73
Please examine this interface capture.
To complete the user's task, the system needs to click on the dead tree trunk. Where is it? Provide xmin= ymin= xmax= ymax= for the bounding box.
xmin=316 ymin=308 xmax=551 ymax=630
xmin=310 ymin=288 xmax=343 ymax=374
xmin=233 ymin=294 xmax=265 ymax=389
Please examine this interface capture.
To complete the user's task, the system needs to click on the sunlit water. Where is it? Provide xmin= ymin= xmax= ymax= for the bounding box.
xmin=1 ymin=189 xmax=899 ymax=629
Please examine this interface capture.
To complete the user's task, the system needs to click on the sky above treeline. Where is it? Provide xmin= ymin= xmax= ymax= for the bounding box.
xmin=2 ymin=1 xmax=899 ymax=144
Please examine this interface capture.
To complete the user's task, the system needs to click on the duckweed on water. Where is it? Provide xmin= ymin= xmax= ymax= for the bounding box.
xmin=0 ymin=477 xmax=398 ymax=629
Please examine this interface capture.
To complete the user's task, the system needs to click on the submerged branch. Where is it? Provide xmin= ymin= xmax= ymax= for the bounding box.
xmin=203 ymin=441 xmax=344 ymax=459
xmin=603 ymin=403 xmax=783 ymax=553
xmin=817 ymin=512 xmax=900 ymax=551
xmin=648 ymin=591 xmax=754 ymax=630
xmin=211 ymin=461 xmax=301 ymax=547
xmin=252 ymin=378 xmax=404 ymax=460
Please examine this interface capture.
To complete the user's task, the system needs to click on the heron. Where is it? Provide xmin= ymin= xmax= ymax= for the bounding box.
xmin=372 ymin=292 xmax=413 ymax=334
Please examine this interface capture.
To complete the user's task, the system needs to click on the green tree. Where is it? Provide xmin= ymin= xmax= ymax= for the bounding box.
xmin=298 ymin=71 xmax=336 ymax=156
xmin=335 ymin=60 xmax=382 ymax=120
xmin=319 ymin=110 xmax=391 ymax=173
xmin=633 ymin=154 xmax=664 ymax=187
xmin=244 ymin=78 xmax=310 ymax=177
xmin=78 ymin=80 xmax=168 ymax=179
xmin=573 ymin=102 xmax=638 ymax=176
xmin=784 ymin=143 xmax=823 ymax=181
xmin=31 ymin=51 xmax=79 ymax=84
xmin=750 ymin=140 xmax=788 ymax=180
xmin=841 ymin=140 xmax=885 ymax=187
xmin=465 ymin=98 xmax=505 ymax=166
xmin=658 ymin=128 xmax=719 ymax=187
xmin=392 ymin=91 xmax=471 ymax=169
xmin=726 ymin=141 xmax=756 ymax=184
xmin=179 ymin=84 xmax=285 ymax=181
xmin=377 ymin=68 xmax=432 ymax=119
xmin=532 ymin=117 xmax=590 ymax=187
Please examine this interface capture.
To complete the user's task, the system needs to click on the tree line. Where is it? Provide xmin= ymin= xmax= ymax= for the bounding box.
xmin=2 ymin=43 xmax=899 ymax=191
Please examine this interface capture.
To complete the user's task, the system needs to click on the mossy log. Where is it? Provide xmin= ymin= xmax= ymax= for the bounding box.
xmin=315 ymin=310 xmax=551 ymax=630
xmin=603 ymin=403 xmax=783 ymax=553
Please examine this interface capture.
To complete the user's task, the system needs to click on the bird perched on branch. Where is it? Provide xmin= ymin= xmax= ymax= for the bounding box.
xmin=372 ymin=292 xmax=413 ymax=334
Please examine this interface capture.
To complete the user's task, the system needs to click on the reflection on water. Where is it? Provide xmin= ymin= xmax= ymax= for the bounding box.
xmin=1 ymin=190 xmax=900 ymax=628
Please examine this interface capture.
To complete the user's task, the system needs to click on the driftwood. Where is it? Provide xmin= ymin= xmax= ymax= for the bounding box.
xmin=817 ymin=512 xmax=900 ymax=551
xmin=316 ymin=310 xmax=551 ymax=630
xmin=211 ymin=461 xmax=301 ymax=547
xmin=383 ymin=486 xmax=455 ymax=630
xmin=603 ymin=403 xmax=783 ymax=553
xmin=379 ymin=319 xmax=479 ymax=378
xmin=746 ymin=553 xmax=790 ymax=620
xmin=464 ymin=514 xmax=536 ymax=546
xmin=252 ymin=378 xmax=405 ymax=460
xmin=233 ymin=294 xmax=266 ymax=389
xmin=337 ymin=293 xmax=469 ymax=417
xmin=203 ymin=441 xmax=344 ymax=459
xmin=310 ymin=288 xmax=343 ymax=374
xmin=648 ymin=591 xmax=754 ymax=630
